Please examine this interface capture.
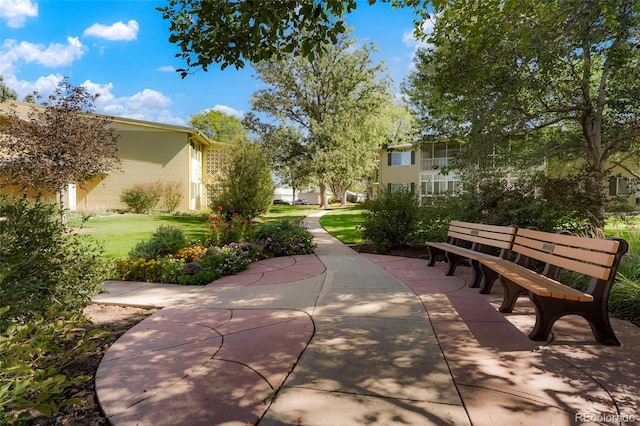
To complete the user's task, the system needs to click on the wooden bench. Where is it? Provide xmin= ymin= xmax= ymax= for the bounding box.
xmin=426 ymin=221 xmax=518 ymax=289
xmin=479 ymin=228 xmax=628 ymax=345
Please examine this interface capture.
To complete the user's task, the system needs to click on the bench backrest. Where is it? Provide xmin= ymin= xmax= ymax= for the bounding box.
xmin=448 ymin=221 xmax=517 ymax=258
xmin=512 ymin=228 xmax=628 ymax=293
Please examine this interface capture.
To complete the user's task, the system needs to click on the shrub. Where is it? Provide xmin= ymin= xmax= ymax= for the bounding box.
xmin=253 ymin=219 xmax=315 ymax=257
xmin=128 ymin=225 xmax=188 ymax=259
xmin=159 ymin=181 xmax=184 ymax=213
xmin=0 ymin=195 xmax=107 ymax=324
xmin=360 ymin=189 xmax=423 ymax=249
xmin=0 ymin=309 xmax=102 ymax=423
xmin=120 ymin=182 xmax=163 ymax=213
xmin=206 ymin=207 xmax=257 ymax=246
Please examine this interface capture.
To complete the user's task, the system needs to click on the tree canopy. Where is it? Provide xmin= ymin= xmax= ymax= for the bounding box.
xmin=405 ymin=0 xmax=640 ymax=229
xmin=0 ymin=80 xmax=121 ymax=207
xmin=189 ymin=109 xmax=247 ymax=142
xmin=0 ymin=75 xmax=17 ymax=101
xmin=247 ymin=34 xmax=401 ymax=207
xmin=157 ymin=0 xmax=430 ymax=74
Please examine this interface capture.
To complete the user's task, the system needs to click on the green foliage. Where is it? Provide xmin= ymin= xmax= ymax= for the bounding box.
xmin=0 ymin=310 xmax=99 ymax=423
xmin=406 ymin=0 xmax=640 ymax=230
xmin=360 ymin=189 xmax=423 ymax=249
xmin=609 ymin=256 xmax=640 ymax=320
xmin=120 ymin=182 xmax=163 ymax=213
xmin=211 ymin=140 xmax=274 ymax=220
xmin=249 ymin=32 xmax=394 ymax=208
xmin=254 ymin=219 xmax=315 ymax=257
xmin=425 ymin=175 xmax=593 ymax=234
xmin=128 ymin=225 xmax=189 ymax=260
xmin=158 ymin=0 xmax=430 ymax=73
xmin=0 ymin=195 xmax=107 ymax=324
xmin=189 ymin=109 xmax=247 ymax=141
xmin=206 ymin=207 xmax=257 ymax=246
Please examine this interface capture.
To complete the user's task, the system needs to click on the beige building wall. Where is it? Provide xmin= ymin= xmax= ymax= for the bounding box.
xmin=76 ymin=126 xmax=193 ymax=212
xmin=378 ymin=146 xmax=419 ymax=193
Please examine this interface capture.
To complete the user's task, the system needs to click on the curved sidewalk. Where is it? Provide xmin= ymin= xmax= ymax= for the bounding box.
xmin=94 ymin=212 xmax=640 ymax=425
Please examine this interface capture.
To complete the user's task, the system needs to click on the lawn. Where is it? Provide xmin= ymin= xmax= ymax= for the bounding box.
xmin=318 ymin=206 xmax=365 ymax=244
xmin=69 ymin=205 xmax=323 ymax=259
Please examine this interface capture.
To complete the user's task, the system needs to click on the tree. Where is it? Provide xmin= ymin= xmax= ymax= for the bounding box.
xmin=255 ymin=123 xmax=315 ymax=203
xmin=0 ymin=75 xmax=17 ymax=101
xmin=212 ymin=139 xmax=274 ymax=220
xmin=157 ymin=0 xmax=430 ymax=73
xmin=0 ymin=80 xmax=121 ymax=212
xmin=189 ymin=109 xmax=247 ymax=142
xmin=249 ymin=34 xmax=394 ymax=207
xmin=405 ymin=0 xmax=640 ymax=231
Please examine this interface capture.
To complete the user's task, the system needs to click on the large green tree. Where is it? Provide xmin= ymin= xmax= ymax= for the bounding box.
xmin=157 ymin=0 xmax=430 ymax=73
xmin=405 ymin=0 xmax=640 ymax=230
xmin=189 ymin=109 xmax=247 ymax=142
xmin=248 ymin=34 xmax=395 ymax=207
xmin=212 ymin=139 xmax=274 ymax=220
xmin=0 ymin=80 xmax=121 ymax=213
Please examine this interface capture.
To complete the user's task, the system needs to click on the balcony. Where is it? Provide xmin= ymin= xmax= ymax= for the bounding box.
xmin=421 ymin=157 xmax=449 ymax=171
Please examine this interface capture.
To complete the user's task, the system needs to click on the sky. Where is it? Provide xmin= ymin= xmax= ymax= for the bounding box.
xmin=0 ymin=0 xmax=427 ymax=127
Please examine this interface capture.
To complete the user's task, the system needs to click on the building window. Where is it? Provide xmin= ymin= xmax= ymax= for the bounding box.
xmin=387 ymin=183 xmax=416 ymax=193
xmin=421 ymin=176 xmax=462 ymax=196
xmin=610 ymin=176 xmax=639 ymax=196
xmin=387 ymin=151 xmax=415 ymax=166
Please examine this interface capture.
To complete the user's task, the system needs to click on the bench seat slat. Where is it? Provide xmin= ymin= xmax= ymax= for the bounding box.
xmin=450 ymin=221 xmax=518 ymax=235
xmin=448 ymin=231 xmax=513 ymax=250
xmin=449 ymin=226 xmax=516 ymax=243
xmin=516 ymin=228 xmax=620 ymax=253
xmin=428 ymin=242 xmax=502 ymax=261
xmin=481 ymin=259 xmax=594 ymax=302
xmin=515 ymin=245 xmax=611 ymax=281
xmin=514 ymin=236 xmax=616 ymax=267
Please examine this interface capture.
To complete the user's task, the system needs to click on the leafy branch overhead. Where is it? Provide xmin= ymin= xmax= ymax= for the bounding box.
xmin=157 ymin=0 xmax=431 ymax=74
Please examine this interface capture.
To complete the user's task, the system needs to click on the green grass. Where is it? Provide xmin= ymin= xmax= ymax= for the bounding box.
xmin=605 ymin=216 xmax=640 ymax=255
xmin=68 ymin=213 xmax=210 ymax=259
xmin=319 ymin=207 xmax=365 ymax=244
xmin=259 ymin=205 xmax=320 ymax=223
xmin=68 ymin=205 xmax=322 ymax=259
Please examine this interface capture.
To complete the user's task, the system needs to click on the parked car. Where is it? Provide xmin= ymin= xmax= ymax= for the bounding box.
xmin=273 ymin=199 xmax=291 ymax=205
xmin=294 ymin=199 xmax=309 ymax=205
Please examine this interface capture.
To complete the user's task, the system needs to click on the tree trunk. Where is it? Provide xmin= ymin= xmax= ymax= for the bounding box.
xmin=319 ymin=180 xmax=329 ymax=209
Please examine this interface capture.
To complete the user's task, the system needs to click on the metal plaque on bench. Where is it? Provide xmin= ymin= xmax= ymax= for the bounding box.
xmin=542 ymin=242 xmax=554 ymax=253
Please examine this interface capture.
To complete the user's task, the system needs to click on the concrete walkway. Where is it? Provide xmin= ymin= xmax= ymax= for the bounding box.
xmin=94 ymin=212 xmax=640 ymax=425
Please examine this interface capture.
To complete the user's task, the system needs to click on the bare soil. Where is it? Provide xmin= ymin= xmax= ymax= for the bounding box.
xmin=27 ymin=304 xmax=158 ymax=426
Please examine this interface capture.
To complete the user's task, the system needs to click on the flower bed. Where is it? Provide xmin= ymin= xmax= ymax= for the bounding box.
xmin=113 ymin=214 xmax=314 ymax=285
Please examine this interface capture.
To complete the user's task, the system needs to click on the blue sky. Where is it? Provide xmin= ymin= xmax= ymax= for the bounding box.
xmin=0 ymin=0 xmax=427 ymax=126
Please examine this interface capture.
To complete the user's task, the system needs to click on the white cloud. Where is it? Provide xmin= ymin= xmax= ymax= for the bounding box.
xmin=0 ymin=37 xmax=87 ymax=74
xmin=212 ymin=104 xmax=244 ymax=118
xmin=158 ymin=65 xmax=175 ymax=72
xmin=83 ymin=20 xmax=139 ymax=41
xmin=0 ymin=0 xmax=38 ymax=28
xmin=4 ymin=73 xmax=63 ymax=100
xmin=402 ymin=18 xmax=435 ymax=70
xmin=81 ymin=80 xmax=180 ymax=123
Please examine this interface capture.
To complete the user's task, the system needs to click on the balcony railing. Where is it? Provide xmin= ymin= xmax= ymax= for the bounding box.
xmin=421 ymin=157 xmax=449 ymax=171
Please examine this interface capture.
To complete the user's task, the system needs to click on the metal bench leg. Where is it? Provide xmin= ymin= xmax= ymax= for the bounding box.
xmin=427 ymin=246 xmax=444 ymax=267
xmin=498 ymin=277 xmax=529 ymax=313
xmin=469 ymin=259 xmax=482 ymax=287
xmin=528 ymin=296 xmax=620 ymax=346
xmin=478 ymin=263 xmax=499 ymax=293
xmin=444 ymin=252 xmax=466 ymax=276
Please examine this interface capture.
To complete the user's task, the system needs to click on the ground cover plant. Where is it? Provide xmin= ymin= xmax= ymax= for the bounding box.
xmin=113 ymin=208 xmax=315 ymax=286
